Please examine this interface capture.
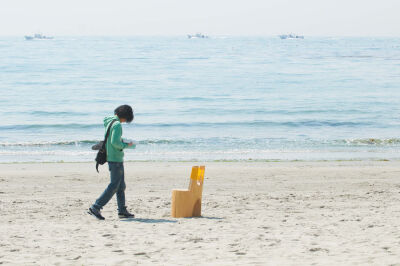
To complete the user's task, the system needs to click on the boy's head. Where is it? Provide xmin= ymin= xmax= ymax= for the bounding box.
xmin=114 ymin=105 xmax=134 ymax=123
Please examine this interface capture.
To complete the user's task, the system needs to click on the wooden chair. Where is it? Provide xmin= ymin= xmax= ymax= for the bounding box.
xmin=171 ymin=166 xmax=205 ymax=218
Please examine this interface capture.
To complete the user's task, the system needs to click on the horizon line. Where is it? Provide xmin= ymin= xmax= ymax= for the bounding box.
xmin=1 ymin=34 xmax=400 ymax=38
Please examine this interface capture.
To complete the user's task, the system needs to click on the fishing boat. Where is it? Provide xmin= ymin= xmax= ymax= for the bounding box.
xmin=279 ymin=34 xmax=304 ymax=39
xmin=187 ymin=33 xmax=208 ymax=39
xmin=24 ymin=33 xmax=54 ymax=40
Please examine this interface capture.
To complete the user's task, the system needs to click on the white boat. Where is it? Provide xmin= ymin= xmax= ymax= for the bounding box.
xmin=187 ymin=33 xmax=208 ymax=39
xmin=279 ymin=34 xmax=304 ymax=39
xmin=24 ymin=33 xmax=54 ymax=40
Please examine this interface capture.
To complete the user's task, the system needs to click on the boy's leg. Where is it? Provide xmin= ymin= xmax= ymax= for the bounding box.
xmin=116 ymin=163 xmax=126 ymax=212
xmin=92 ymin=162 xmax=123 ymax=210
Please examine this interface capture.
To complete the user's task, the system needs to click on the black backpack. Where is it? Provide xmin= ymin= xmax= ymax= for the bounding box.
xmin=93 ymin=120 xmax=117 ymax=172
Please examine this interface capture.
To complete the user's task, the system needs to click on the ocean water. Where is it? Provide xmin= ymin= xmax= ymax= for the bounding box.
xmin=1 ymin=36 xmax=400 ymax=162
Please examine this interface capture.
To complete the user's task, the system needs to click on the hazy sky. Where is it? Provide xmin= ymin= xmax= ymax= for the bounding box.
xmin=1 ymin=0 xmax=399 ymax=36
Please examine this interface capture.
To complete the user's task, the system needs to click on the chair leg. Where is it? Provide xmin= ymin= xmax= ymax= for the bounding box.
xmin=192 ymin=198 xmax=202 ymax=217
xmin=172 ymin=190 xmax=192 ymax=218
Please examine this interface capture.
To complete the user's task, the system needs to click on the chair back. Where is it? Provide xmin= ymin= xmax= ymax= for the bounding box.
xmin=189 ymin=166 xmax=205 ymax=194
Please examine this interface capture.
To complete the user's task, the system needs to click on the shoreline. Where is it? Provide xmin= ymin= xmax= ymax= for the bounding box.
xmin=0 ymin=157 xmax=397 ymax=164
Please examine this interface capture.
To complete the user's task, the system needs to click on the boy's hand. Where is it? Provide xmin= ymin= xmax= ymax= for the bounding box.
xmin=128 ymin=142 xmax=133 ymax=147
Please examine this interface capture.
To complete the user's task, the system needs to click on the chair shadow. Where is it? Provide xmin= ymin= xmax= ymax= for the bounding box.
xmin=185 ymin=216 xmax=224 ymax=220
xmin=120 ymin=218 xmax=177 ymax=223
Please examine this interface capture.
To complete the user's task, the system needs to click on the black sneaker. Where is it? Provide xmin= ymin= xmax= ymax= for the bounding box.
xmin=88 ymin=207 xmax=105 ymax=220
xmin=118 ymin=209 xmax=135 ymax=219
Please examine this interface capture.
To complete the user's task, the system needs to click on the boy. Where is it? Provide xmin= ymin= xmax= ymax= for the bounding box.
xmin=89 ymin=104 xmax=135 ymax=220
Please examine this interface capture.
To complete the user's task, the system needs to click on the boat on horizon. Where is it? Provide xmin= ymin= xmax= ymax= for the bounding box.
xmin=279 ymin=34 xmax=304 ymax=39
xmin=24 ymin=33 xmax=54 ymax=40
xmin=187 ymin=33 xmax=208 ymax=39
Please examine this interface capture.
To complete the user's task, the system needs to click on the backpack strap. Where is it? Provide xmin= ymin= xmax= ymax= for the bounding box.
xmin=102 ymin=119 xmax=117 ymax=149
xmin=96 ymin=120 xmax=117 ymax=172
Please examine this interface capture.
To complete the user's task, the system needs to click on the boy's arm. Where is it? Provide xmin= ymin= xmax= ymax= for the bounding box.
xmin=110 ymin=124 xmax=129 ymax=150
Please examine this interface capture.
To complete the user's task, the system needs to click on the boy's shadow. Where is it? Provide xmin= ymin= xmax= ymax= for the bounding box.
xmin=120 ymin=218 xmax=177 ymax=223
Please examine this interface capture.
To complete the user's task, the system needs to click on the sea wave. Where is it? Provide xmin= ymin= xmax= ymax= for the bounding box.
xmin=0 ymin=139 xmax=192 ymax=147
xmin=0 ymin=120 xmax=377 ymax=131
xmin=132 ymin=120 xmax=376 ymax=128
xmin=1 ymin=138 xmax=400 ymax=148
xmin=336 ymin=138 xmax=400 ymax=146
xmin=31 ymin=111 xmax=89 ymax=116
xmin=0 ymin=140 xmax=98 ymax=147
xmin=0 ymin=123 xmax=101 ymax=130
xmin=134 ymin=120 xmax=375 ymax=128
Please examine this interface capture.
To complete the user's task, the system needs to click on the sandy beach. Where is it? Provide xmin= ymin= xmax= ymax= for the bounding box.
xmin=1 ymin=161 xmax=400 ymax=265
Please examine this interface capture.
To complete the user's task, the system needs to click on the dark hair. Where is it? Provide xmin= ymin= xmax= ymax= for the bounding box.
xmin=114 ymin=105 xmax=134 ymax=123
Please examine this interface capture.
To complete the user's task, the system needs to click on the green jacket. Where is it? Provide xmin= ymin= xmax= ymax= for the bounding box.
xmin=104 ymin=115 xmax=129 ymax=162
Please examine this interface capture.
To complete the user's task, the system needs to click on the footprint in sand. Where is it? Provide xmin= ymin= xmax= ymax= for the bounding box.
xmin=309 ymin=247 xmax=329 ymax=252
xmin=235 ymin=252 xmax=246 ymax=255
xmin=134 ymin=252 xmax=147 ymax=256
xmin=112 ymin=250 xmax=123 ymax=253
xmin=102 ymin=234 xmax=115 ymax=239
